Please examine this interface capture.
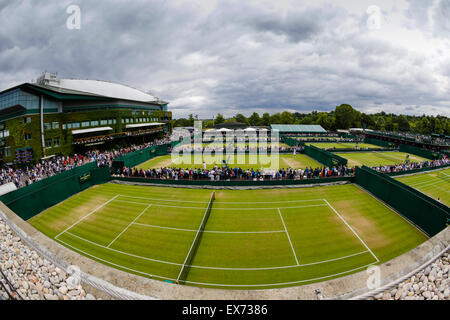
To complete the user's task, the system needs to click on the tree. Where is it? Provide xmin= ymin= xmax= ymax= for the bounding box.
xmin=235 ymin=113 xmax=248 ymax=124
xmin=261 ymin=113 xmax=271 ymax=126
xmin=248 ymin=112 xmax=261 ymax=126
xmin=334 ymin=104 xmax=357 ymax=129
xmin=215 ymin=113 xmax=225 ymax=125
xmin=280 ymin=111 xmax=294 ymax=124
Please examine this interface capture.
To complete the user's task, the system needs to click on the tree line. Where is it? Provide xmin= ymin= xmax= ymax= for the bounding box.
xmin=172 ymin=104 xmax=450 ymax=135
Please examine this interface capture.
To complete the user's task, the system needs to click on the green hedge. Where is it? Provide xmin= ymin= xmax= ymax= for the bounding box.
xmin=355 ymin=166 xmax=449 ymax=237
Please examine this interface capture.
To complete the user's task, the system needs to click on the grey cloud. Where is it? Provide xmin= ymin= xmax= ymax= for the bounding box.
xmin=0 ymin=0 xmax=449 ymax=118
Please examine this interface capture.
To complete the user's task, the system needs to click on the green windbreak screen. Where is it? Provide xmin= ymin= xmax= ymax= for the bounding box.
xmin=355 ymin=166 xmax=449 ymax=237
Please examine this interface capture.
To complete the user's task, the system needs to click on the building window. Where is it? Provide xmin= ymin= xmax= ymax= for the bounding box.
xmin=108 ymin=119 xmax=113 ymax=125
xmin=52 ymin=122 xmax=59 ymax=129
xmin=4 ymin=130 xmax=8 ymax=137
xmin=91 ymin=120 xmax=99 ymax=126
xmin=125 ymin=118 xmax=130 ymax=123
xmin=45 ymin=139 xmax=52 ymax=148
xmin=82 ymin=121 xmax=90 ymax=127
xmin=24 ymin=133 xmax=32 ymax=140
xmin=62 ymin=124 xmax=66 ymax=130
xmin=113 ymin=119 xmax=117 ymax=124
xmin=4 ymin=147 xmax=11 ymax=157
xmin=24 ymin=117 xmax=31 ymax=124
xmin=101 ymin=119 xmax=108 ymax=125
xmin=44 ymin=123 xmax=51 ymax=130
xmin=54 ymin=137 xmax=60 ymax=147
xmin=72 ymin=122 xmax=80 ymax=128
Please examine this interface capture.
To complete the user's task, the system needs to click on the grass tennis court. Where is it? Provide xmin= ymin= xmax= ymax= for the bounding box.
xmin=395 ymin=168 xmax=450 ymax=207
xmin=307 ymin=142 xmax=382 ymax=149
xmin=137 ymin=154 xmax=323 ymax=170
xmin=335 ymin=152 xmax=430 ymax=168
xmin=28 ymin=183 xmax=427 ymax=289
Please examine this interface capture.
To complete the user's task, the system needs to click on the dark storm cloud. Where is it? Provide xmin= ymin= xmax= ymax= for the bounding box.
xmin=0 ymin=0 xmax=449 ymax=118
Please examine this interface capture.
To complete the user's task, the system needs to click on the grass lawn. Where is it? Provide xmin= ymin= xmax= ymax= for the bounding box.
xmin=137 ymin=153 xmax=323 ymax=170
xmin=335 ymin=152 xmax=430 ymax=168
xmin=307 ymin=142 xmax=382 ymax=149
xmin=395 ymin=168 xmax=450 ymax=207
xmin=28 ymin=183 xmax=427 ymax=289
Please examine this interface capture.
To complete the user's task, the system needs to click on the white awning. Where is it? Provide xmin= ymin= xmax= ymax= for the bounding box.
xmin=125 ymin=122 xmax=165 ymax=129
xmin=217 ymin=128 xmax=233 ymax=132
xmin=244 ymin=127 xmax=257 ymax=131
xmin=72 ymin=127 xmax=113 ymax=135
xmin=0 ymin=182 xmax=17 ymax=196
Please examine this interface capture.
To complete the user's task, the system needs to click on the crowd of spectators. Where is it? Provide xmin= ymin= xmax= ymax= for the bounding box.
xmin=372 ymin=156 xmax=450 ymax=174
xmin=371 ymin=131 xmax=450 ymax=146
xmin=0 ymin=136 xmax=172 ymax=189
xmin=121 ymin=164 xmax=354 ymax=181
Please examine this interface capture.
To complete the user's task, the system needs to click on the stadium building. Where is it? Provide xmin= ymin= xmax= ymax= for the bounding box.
xmin=0 ymin=72 xmax=171 ymax=165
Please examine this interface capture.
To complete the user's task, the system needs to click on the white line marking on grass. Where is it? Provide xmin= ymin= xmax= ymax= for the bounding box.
xmin=58 ymin=232 xmax=370 ymax=271
xmin=182 ymin=262 xmax=377 ymax=287
xmin=114 ymin=199 xmax=327 ymax=211
xmin=118 ymin=194 xmax=210 ymax=203
xmin=323 ymin=199 xmax=379 ymax=263
xmin=118 ymin=194 xmax=325 ymax=204
xmin=55 ymin=195 xmax=119 ymax=239
xmin=107 ymin=204 xmax=152 ymax=248
xmin=54 ymin=235 xmax=375 ymax=287
xmin=132 ymin=223 xmax=285 ymax=234
xmin=176 ymin=192 xmax=215 ymax=282
xmin=277 ymin=208 xmax=300 ymax=265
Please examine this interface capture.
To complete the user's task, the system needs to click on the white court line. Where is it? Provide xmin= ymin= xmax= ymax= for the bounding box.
xmin=176 ymin=192 xmax=215 ymax=281
xmin=409 ymin=179 xmax=450 ymax=194
xmin=277 ymin=208 xmax=300 ymax=265
xmin=132 ymin=222 xmax=285 ymax=234
xmin=323 ymin=199 xmax=379 ymax=263
xmin=118 ymin=194 xmax=325 ymax=204
xmin=107 ymin=204 xmax=152 ymax=248
xmin=114 ymin=199 xmax=327 ymax=211
xmin=58 ymin=231 xmax=370 ymax=271
xmin=55 ymin=236 xmax=375 ymax=287
xmin=55 ymin=195 xmax=119 ymax=239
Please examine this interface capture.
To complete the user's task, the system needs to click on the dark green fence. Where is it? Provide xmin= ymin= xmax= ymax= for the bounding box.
xmin=113 ymin=175 xmax=354 ymax=187
xmin=364 ymin=137 xmax=396 ymax=148
xmin=398 ymin=144 xmax=439 ymax=160
xmin=0 ymin=162 xmax=111 ymax=221
xmin=282 ymin=135 xmax=305 ymax=147
xmin=112 ymin=143 xmax=174 ymax=172
xmin=304 ymin=145 xmax=348 ymax=167
xmin=387 ymin=163 xmax=450 ymax=177
xmin=355 ymin=166 xmax=449 ymax=237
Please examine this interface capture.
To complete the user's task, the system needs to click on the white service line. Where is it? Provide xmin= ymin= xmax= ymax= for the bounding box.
xmin=277 ymin=208 xmax=299 ymax=265
xmin=323 ymin=199 xmax=379 ymax=263
xmin=107 ymin=204 xmax=152 ymax=248
xmin=132 ymin=222 xmax=285 ymax=234
xmin=55 ymin=236 xmax=375 ymax=288
xmin=59 ymin=231 xmax=371 ymax=271
xmin=114 ymin=199 xmax=327 ymax=211
xmin=55 ymin=195 xmax=119 ymax=239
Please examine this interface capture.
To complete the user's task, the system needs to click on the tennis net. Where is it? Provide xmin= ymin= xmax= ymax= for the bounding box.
xmin=177 ymin=191 xmax=215 ymax=284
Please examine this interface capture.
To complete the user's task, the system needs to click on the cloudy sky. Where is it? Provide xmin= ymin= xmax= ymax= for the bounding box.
xmin=0 ymin=0 xmax=449 ymax=118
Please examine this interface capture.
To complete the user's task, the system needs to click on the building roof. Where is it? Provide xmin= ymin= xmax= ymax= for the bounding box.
xmin=125 ymin=122 xmax=165 ymax=129
xmin=270 ymin=124 xmax=327 ymax=133
xmin=72 ymin=127 xmax=113 ymax=135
